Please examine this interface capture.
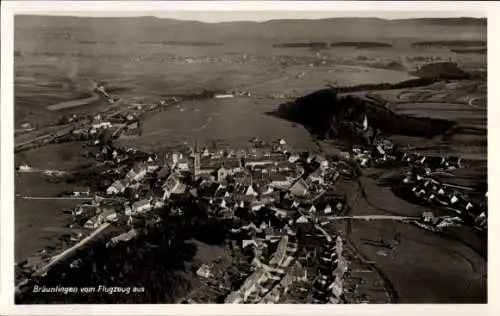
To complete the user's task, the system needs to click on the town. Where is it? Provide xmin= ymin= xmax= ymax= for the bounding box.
xmin=15 ymin=103 xmax=487 ymax=303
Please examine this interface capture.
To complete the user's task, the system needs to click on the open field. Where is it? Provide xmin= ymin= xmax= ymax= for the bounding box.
xmin=15 ymin=142 xmax=92 ymax=169
xmin=15 ymin=29 xmax=485 ymax=129
xmin=46 ymin=93 xmax=100 ymax=110
xmin=15 ymin=199 xmax=80 ymax=263
xmin=14 ymin=142 xmax=96 ymax=263
xmin=347 ymin=79 xmax=487 ymax=162
xmin=349 ymin=220 xmax=486 ymax=303
xmin=323 ymin=169 xmax=486 ymax=303
xmin=120 ymin=97 xmax=318 ymax=152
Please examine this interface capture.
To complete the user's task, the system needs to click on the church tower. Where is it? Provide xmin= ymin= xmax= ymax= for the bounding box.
xmin=192 ymin=141 xmax=201 ymax=180
xmin=362 ymin=114 xmax=368 ymax=131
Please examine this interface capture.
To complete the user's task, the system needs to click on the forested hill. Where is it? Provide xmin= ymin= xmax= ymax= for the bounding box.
xmin=270 ymin=85 xmax=455 ymax=140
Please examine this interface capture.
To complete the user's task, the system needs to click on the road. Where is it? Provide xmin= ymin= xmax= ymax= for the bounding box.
xmin=17 ymin=168 xmax=68 ymax=174
xmin=321 ymin=215 xmax=418 ymax=222
xmin=34 ymin=222 xmax=111 ymax=277
xmin=17 ymin=196 xmax=126 ymax=202
xmin=18 ymin=196 xmax=95 ymax=201
xmin=16 ymin=222 xmax=112 ymax=294
xmin=313 ymin=223 xmax=333 ymax=243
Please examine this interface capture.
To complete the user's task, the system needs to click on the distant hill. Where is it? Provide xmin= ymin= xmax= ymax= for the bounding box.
xmin=451 ymin=48 xmax=487 ymax=54
xmin=15 ymin=15 xmax=486 ymax=43
xmin=330 ymin=42 xmax=392 ymax=48
xmin=274 ymin=42 xmax=328 ymax=49
xmin=376 ymin=61 xmax=408 ymax=72
xmin=411 ymin=62 xmax=472 ymax=80
xmin=412 ymin=40 xmax=486 ymax=48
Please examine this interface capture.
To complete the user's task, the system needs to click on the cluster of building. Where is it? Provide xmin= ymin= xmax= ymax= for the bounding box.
xmin=400 ymin=161 xmax=487 ymax=230
xmin=222 ymin=211 xmax=348 ymax=304
xmin=340 ymin=138 xmax=396 ymax=168
xmin=310 ymin=236 xmax=347 ymax=303
xmin=61 ymin=137 xmax=344 ymax=243
xmin=224 ymin=226 xmax=304 ymax=304
xmin=147 ymin=139 xmax=347 ymax=303
xmin=18 ymin=133 xmax=354 ymax=302
xmin=415 ymin=211 xmax=464 ymax=232
xmin=401 ymin=152 xmax=462 ymax=171
xmin=163 ymin=139 xmax=341 ymax=215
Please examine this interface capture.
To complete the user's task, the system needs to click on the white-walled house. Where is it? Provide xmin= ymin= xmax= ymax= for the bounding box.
xmin=107 ymin=180 xmax=126 ymax=195
xmin=132 ymin=199 xmax=152 ymax=214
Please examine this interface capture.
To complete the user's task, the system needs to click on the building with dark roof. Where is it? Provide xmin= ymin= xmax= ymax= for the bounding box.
xmin=289 ymin=178 xmax=309 ymax=197
xmin=161 ymin=174 xmax=186 ymax=200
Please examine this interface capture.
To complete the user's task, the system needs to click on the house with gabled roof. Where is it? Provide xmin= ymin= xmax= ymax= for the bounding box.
xmin=84 ymin=209 xmax=116 ymax=229
xmin=232 ymin=194 xmax=254 ymax=208
xmin=260 ymin=184 xmax=275 ymax=195
xmin=475 ymin=211 xmax=486 ymax=227
xmin=244 ymin=183 xmax=260 ymax=196
xmin=224 ymin=291 xmax=244 ymax=304
xmin=216 ymin=165 xmax=231 ymax=182
xmin=307 ymin=170 xmax=325 ymax=185
xmin=126 ymin=163 xmax=147 ymax=182
xmin=280 ymin=199 xmax=300 ymax=210
xmin=289 ymin=178 xmax=309 ymax=197
xmin=109 ymin=228 xmax=138 ymax=245
xmin=196 ymin=264 xmax=213 ymax=279
xmin=214 ymin=186 xmax=229 ymax=199
xmin=288 ymin=154 xmax=301 ymax=163
xmin=238 ymin=268 xmax=272 ymax=301
xmin=161 ymin=173 xmax=186 ymax=200
xmin=314 ymin=155 xmax=329 ymax=169
xmin=328 ymin=276 xmax=343 ymax=299
xmin=447 ymin=156 xmax=462 ymax=169
xmin=107 ymin=180 xmax=126 ymax=195
xmin=145 ymin=160 xmax=160 ymax=173
xmin=73 ymin=186 xmax=90 ymax=197
xmin=199 ymin=181 xmax=219 ymax=198
xmin=315 ymin=202 xmax=333 ymax=215
xmin=296 ymin=215 xmax=309 ymax=224
xmin=425 ymin=156 xmax=446 ymax=169
xmin=219 ymin=198 xmax=228 ymax=209
xmin=132 ymin=199 xmax=152 ymax=214
xmin=449 ymin=193 xmax=459 ymax=205
xmin=307 ymin=205 xmax=317 ymax=214
xmin=270 ymin=174 xmax=293 ymax=189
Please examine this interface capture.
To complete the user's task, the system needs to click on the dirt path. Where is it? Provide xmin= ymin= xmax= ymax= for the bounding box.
xmin=141 ymin=116 xmax=211 ymax=137
xmin=46 ymin=92 xmax=100 ymax=111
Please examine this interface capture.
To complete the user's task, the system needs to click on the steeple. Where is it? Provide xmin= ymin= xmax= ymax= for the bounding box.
xmin=362 ymin=114 xmax=368 ymax=131
xmin=192 ymin=141 xmax=201 ymax=180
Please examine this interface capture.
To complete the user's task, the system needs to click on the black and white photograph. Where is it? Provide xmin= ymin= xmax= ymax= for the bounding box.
xmin=1 ymin=1 xmax=494 ymax=311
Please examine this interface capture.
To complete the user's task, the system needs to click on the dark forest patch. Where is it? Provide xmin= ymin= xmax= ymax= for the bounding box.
xmin=269 ymin=87 xmax=455 ymax=140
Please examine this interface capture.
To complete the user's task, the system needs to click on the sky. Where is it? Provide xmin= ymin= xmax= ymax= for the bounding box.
xmin=40 ymin=11 xmax=486 ymax=23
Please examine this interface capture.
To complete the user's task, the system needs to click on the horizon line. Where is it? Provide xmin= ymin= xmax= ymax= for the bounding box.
xmin=16 ymin=14 xmax=487 ymax=24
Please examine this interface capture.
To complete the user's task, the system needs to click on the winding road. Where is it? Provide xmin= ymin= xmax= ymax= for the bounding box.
xmin=46 ymin=92 xmax=100 ymax=111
